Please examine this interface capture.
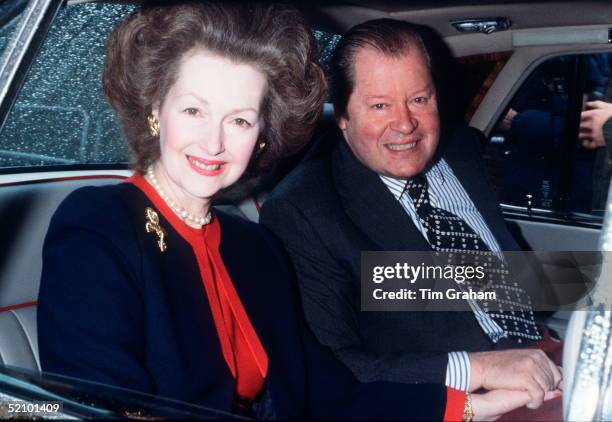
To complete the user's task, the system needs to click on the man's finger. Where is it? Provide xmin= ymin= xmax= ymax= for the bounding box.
xmin=532 ymin=352 xmax=556 ymax=389
xmin=581 ymin=111 xmax=595 ymax=121
xmin=585 ymin=100 xmax=605 ymax=110
xmin=534 ymin=352 xmax=561 ymax=390
xmin=525 ymin=377 xmax=546 ymax=408
xmin=556 ymin=372 xmax=564 ymax=391
xmin=546 ymin=359 xmax=563 ymax=389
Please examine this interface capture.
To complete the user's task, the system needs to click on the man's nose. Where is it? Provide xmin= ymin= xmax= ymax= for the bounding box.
xmin=201 ymin=121 xmax=225 ymax=155
xmin=390 ymin=103 xmax=417 ymax=134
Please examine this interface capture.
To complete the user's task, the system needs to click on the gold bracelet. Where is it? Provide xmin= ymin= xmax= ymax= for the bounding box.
xmin=463 ymin=392 xmax=474 ymax=422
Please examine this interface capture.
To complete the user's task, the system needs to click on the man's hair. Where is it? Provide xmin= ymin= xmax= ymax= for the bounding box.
xmin=103 ymin=1 xmax=327 ymax=177
xmin=329 ymin=19 xmax=432 ymax=118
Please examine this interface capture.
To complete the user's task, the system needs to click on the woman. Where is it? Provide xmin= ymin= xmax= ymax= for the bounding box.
xmin=37 ymin=2 xmax=538 ymax=420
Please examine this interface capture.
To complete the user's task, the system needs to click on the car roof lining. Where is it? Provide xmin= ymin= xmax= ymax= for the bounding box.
xmin=66 ymin=1 xmax=612 ymax=29
xmin=66 ymin=0 xmax=612 ymax=52
xmin=308 ymin=2 xmax=612 ymax=35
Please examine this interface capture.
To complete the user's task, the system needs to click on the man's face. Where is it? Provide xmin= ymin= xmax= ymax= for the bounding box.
xmin=337 ymin=47 xmax=440 ymax=179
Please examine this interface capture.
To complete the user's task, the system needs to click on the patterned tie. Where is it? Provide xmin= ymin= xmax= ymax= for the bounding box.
xmin=404 ymin=173 xmax=541 ymax=343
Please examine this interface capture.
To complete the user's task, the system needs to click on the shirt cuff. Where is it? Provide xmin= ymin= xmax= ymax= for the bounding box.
xmin=445 ymin=351 xmax=471 ymax=391
xmin=443 ymin=388 xmax=466 ymax=422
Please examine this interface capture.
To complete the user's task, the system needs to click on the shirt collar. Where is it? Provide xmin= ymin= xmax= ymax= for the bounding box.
xmin=379 ymin=159 xmax=446 ymax=201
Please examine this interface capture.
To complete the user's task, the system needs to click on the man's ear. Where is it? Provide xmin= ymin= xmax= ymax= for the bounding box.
xmin=336 ymin=115 xmax=347 ymax=131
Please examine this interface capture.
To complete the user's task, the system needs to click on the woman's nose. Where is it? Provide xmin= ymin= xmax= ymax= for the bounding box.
xmin=201 ymin=121 xmax=225 ymax=155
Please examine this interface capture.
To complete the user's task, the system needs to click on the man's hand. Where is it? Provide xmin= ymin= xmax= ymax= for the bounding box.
xmin=499 ymin=108 xmax=518 ymax=132
xmin=580 ymin=100 xmax=612 ymax=149
xmin=468 ymin=349 xmax=562 ymax=408
xmin=471 ymin=389 xmax=561 ymax=421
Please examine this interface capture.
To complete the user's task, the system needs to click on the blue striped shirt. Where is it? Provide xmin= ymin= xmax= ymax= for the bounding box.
xmin=380 ymin=159 xmax=507 ymax=391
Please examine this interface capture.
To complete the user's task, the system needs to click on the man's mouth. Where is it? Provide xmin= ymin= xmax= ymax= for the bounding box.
xmin=187 ymin=156 xmax=226 ymax=174
xmin=385 ymin=140 xmax=418 ymax=151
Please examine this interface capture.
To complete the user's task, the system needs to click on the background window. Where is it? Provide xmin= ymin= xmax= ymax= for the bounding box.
xmin=313 ymin=30 xmax=341 ymax=77
xmin=0 ymin=3 xmax=134 ymax=169
xmin=483 ymin=53 xmax=612 ymax=218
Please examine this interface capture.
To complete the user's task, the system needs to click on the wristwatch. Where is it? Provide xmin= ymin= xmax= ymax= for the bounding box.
xmin=463 ymin=393 xmax=474 ymax=422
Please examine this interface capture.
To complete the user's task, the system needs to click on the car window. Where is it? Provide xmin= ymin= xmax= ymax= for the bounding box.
xmin=483 ymin=52 xmax=612 ymax=221
xmin=0 ymin=0 xmax=27 ymax=57
xmin=313 ymin=30 xmax=341 ymax=79
xmin=0 ymin=2 xmax=134 ymax=170
xmin=0 ymin=3 xmax=342 ymax=172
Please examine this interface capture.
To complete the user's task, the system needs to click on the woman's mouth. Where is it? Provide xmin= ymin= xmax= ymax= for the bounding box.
xmin=187 ymin=155 xmax=226 ymax=175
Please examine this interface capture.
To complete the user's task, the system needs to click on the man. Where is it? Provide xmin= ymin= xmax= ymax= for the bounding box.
xmin=580 ymin=53 xmax=612 ymax=211
xmin=581 ymin=99 xmax=612 ymax=211
xmin=261 ymin=19 xmax=562 ymax=409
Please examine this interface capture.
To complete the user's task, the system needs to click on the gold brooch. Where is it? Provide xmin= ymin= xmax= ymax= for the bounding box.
xmin=145 ymin=207 xmax=167 ymax=252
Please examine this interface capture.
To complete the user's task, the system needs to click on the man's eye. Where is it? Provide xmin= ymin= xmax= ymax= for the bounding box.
xmin=233 ymin=118 xmax=252 ymax=127
xmin=371 ymin=103 xmax=387 ymax=110
xmin=183 ymin=107 xmax=200 ymax=116
xmin=413 ymin=96 xmax=428 ymax=105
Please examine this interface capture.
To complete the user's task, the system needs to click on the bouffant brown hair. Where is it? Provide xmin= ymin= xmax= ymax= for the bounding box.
xmin=103 ymin=1 xmax=327 ymax=178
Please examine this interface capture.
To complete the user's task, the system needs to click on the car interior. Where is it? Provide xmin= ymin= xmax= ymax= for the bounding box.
xmin=0 ymin=1 xmax=610 ymax=403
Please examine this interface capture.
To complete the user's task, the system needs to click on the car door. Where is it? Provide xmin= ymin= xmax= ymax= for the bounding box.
xmin=434 ymin=15 xmax=612 ymax=335
xmin=457 ymin=30 xmax=612 ymax=253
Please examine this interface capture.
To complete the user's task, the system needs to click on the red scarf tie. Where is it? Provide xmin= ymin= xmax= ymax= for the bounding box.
xmin=130 ymin=174 xmax=268 ymax=401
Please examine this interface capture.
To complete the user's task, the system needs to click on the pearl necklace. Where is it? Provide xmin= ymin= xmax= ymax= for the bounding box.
xmin=145 ymin=166 xmax=212 ymax=227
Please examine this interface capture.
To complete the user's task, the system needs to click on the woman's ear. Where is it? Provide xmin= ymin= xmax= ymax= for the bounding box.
xmin=151 ymin=102 xmax=160 ymax=118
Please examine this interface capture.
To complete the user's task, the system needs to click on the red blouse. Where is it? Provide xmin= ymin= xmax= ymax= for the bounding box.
xmin=444 ymin=388 xmax=467 ymax=421
xmin=129 ymin=174 xmax=268 ymax=401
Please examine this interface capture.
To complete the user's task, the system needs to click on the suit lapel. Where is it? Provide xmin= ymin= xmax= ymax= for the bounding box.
xmin=331 ymin=139 xmax=431 ymax=252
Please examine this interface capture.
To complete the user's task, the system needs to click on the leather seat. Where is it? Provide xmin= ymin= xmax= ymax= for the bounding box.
xmin=0 ymin=177 xmax=123 ymax=372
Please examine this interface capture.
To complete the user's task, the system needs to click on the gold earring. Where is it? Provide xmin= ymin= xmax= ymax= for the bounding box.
xmin=258 ymin=142 xmax=266 ymax=151
xmin=148 ymin=115 xmax=160 ymax=137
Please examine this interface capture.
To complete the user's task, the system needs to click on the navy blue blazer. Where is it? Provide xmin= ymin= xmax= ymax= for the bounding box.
xmin=38 ymin=182 xmax=447 ymax=420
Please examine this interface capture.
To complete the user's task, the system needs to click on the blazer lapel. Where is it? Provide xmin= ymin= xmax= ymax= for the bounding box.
xmin=331 ymin=139 xmax=431 ymax=252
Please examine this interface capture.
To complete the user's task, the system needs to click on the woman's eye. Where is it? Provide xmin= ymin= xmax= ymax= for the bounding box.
xmin=371 ymin=103 xmax=387 ymax=110
xmin=233 ymin=118 xmax=252 ymax=127
xmin=183 ymin=107 xmax=200 ymax=116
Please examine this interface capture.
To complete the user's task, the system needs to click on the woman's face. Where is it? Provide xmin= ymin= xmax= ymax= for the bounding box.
xmin=152 ymin=49 xmax=266 ymax=210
